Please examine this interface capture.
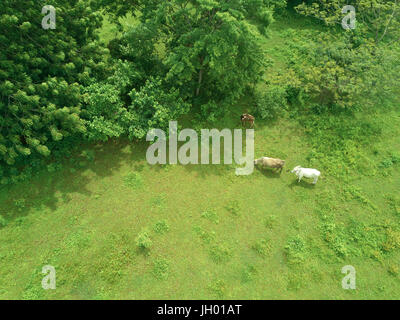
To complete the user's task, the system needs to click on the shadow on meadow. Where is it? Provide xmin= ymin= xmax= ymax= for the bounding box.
xmin=0 ymin=138 xmax=145 ymax=226
xmin=0 ymin=108 xmax=300 ymax=227
xmin=254 ymin=166 xmax=283 ymax=179
xmin=288 ymin=179 xmax=317 ymax=190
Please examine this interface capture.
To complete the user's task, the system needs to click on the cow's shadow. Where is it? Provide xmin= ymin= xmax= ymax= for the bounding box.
xmin=288 ymin=179 xmax=317 ymax=189
xmin=255 ymin=166 xmax=283 ymax=179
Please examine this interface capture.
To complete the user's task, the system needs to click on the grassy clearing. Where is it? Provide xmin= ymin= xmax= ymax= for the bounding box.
xmin=0 ymin=14 xmax=400 ymax=300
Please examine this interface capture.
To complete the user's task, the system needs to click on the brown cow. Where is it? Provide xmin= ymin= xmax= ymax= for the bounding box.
xmin=240 ymin=113 xmax=255 ymax=128
xmin=254 ymin=157 xmax=286 ymax=173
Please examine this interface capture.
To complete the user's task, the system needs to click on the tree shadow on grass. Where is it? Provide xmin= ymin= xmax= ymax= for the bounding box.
xmin=0 ymin=138 xmax=142 ymax=226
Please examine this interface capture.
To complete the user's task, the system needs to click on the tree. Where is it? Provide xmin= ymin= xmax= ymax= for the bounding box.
xmin=296 ymin=0 xmax=400 ymax=45
xmin=0 ymin=0 xmax=107 ymax=182
xmin=106 ymin=0 xmax=285 ymax=120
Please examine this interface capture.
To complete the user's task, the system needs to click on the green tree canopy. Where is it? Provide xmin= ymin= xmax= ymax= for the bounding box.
xmin=0 ymin=0 xmax=107 ymax=181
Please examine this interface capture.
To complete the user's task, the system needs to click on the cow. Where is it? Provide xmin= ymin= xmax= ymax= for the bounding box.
xmin=240 ymin=113 xmax=255 ymax=128
xmin=291 ymin=166 xmax=321 ymax=184
xmin=254 ymin=157 xmax=286 ymax=173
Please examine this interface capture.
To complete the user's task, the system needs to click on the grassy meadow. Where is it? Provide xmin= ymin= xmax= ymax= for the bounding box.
xmin=0 ymin=12 xmax=400 ymax=300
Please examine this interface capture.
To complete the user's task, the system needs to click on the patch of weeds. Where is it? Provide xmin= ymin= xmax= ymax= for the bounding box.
xmin=81 ymin=150 xmax=95 ymax=161
xmin=95 ymin=232 xmax=135 ymax=284
xmin=320 ymin=221 xmax=349 ymax=258
xmin=241 ymin=264 xmax=258 ymax=283
xmin=152 ymin=258 xmax=170 ymax=280
xmin=14 ymin=199 xmax=26 ymax=212
xmin=343 ymin=185 xmax=377 ymax=211
xmin=208 ymin=279 xmax=225 ymax=298
xmin=47 ymin=163 xmax=62 ymax=173
xmin=124 ymin=172 xmax=143 ymax=189
xmin=286 ymin=273 xmax=304 ymax=291
xmin=150 ymin=193 xmax=166 ymax=209
xmin=201 ymin=209 xmax=219 ymax=224
xmin=388 ymin=264 xmax=399 ymax=276
xmin=264 ymin=215 xmax=278 ymax=229
xmin=284 ymin=236 xmax=307 ymax=266
xmin=385 ymin=194 xmax=400 ymax=216
xmin=209 ymin=243 xmax=232 ymax=263
xmin=15 ymin=216 xmax=28 ymax=227
xmin=193 ymin=225 xmax=216 ymax=244
xmin=289 ymin=216 xmax=301 ymax=231
xmin=160 ymin=164 xmax=170 ymax=171
xmin=225 ymin=200 xmax=240 ymax=216
xmin=0 ymin=215 xmax=7 ymax=228
xmin=22 ymin=267 xmax=46 ymax=300
xmin=251 ymin=239 xmax=271 ymax=257
xmin=154 ymin=220 xmax=169 ymax=234
xmin=135 ymin=229 xmax=152 ymax=251
xmin=380 ymin=158 xmax=394 ymax=169
xmin=65 ymin=230 xmax=91 ymax=250
xmin=381 ymin=228 xmax=400 ymax=253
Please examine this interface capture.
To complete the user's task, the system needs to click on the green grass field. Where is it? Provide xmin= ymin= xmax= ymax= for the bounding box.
xmin=1 ymin=13 xmax=400 ymax=300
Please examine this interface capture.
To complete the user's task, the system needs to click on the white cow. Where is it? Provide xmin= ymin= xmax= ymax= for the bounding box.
xmin=291 ymin=166 xmax=321 ymax=184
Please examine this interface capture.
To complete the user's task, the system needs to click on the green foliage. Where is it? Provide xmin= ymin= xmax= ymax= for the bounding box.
xmin=193 ymin=225 xmax=216 ymax=244
xmin=14 ymin=199 xmax=26 ymax=212
xmin=208 ymin=279 xmax=226 ymax=298
xmin=135 ymin=229 xmax=152 ymax=250
xmin=153 ymin=220 xmax=169 ymax=234
xmin=255 ymin=85 xmax=287 ymax=120
xmin=152 ymin=258 xmax=170 ymax=280
xmin=201 ymin=209 xmax=219 ymax=224
xmin=0 ymin=215 xmax=7 ymax=228
xmin=107 ymin=0 xmax=272 ymax=120
xmin=0 ymin=0 xmax=107 ymax=180
xmin=209 ymin=243 xmax=232 ymax=263
xmin=296 ymin=0 xmax=400 ymax=45
xmin=241 ymin=264 xmax=258 ymax=283
xmin=225 ymin=200 xmax=240 ymax=216
xmin=252 ymin=238 xmax=271 ymax=257
xmin=123 ymin=172 xmax=143 ymax=189
xmin=264 ymin=215 xmax=278 ymax=229
xmin=285 ymin=236 xmax=307 ymax=265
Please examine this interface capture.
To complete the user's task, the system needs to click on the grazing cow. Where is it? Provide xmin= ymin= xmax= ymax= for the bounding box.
xmin=254 ymin=157 xmax=286 ymax=173
xmin=240 ymin=113 xmax=255 ymax=128
xmin=291 ymin=166 xmax=321 ymax=184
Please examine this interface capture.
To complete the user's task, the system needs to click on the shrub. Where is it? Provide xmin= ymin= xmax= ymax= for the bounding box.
xmin=252 ymin=239 xmax=271 ymax=257
xmin=255 ymin=86 xmax=288 ymax=120
xmin=153 ymin=220 xmax=169 ymax=234
xmin=135 ymin=230 xmax=152 ymax=250
xmin=208 ymin=279 xmax=226 ymax=298
xmin=284 ymin=236 xmax=307 ymax=265
xmin=225 ymin=200 xmax=240 ymax=216
xmin=241 ymin=264 xmax=258 ymax=283
xmin=201 ymin=209 xmax=219 ymax=224
xmin=209 ymin=243 xmax=232 ymax=263
xmin=152 ymin=258 xmax=170 ymax=280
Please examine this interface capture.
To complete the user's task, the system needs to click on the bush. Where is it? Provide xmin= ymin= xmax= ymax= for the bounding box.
xmin=252 ymin=239 xmax=271 ymax=257
xmin=152 ymin=258 xmax=170 ymax=280
xmin=135 ymin=230 xmax=152 ymax=250
xmin=255 ymin=86 xmax=288 ymax=120
xmin=153 ymin=220 xmax=169 ymax=234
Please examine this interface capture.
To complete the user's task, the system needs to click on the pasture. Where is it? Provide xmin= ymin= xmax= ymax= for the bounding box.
xmin=0 ymin=12 xmax=400 ymax=300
